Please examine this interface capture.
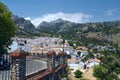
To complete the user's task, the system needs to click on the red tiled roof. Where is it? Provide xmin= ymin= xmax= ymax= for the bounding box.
xmin=58 ymin=51 xmax=67 ymax=56
xmin=46 ymin=51 xmax=56 ymax=56
xmin=10 ymin=49 xmax=26 ymax=58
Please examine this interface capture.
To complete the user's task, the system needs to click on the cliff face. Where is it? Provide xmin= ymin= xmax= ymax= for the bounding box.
xmin=11 ymin=15 xmax=36 ymax=34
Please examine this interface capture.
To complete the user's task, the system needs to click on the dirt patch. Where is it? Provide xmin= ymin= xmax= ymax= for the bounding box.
xmin=82 ymin=68 xmax=96 ymax=80
xmin=67 ymin=68 xmax=96 ymax=80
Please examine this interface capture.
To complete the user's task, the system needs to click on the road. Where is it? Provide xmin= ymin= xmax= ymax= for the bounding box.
xmin=0 ymin=59 xmax=47 ymax=80
xmin=26 ymin=59 xmax=47 ymax=76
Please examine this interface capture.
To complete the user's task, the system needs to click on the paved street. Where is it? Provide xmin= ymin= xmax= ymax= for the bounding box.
xmin=0 ymin=59 xmax=47 ymax=80
xmin=26 ymin=59 xmax=47 ymax=76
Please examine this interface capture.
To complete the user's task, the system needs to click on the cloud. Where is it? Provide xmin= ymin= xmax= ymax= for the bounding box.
xmin=25 ymin=17 xmax=31 ymax=20
xmin=106 ymin=9 xmax=117 ymax=16
xmin=25 ymin=12 xmax=93 ymax=27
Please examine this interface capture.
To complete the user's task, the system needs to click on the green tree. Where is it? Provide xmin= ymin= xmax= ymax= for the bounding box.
xmin=0 ymin=2 xmax=16 ymax=56
xmin=106 ymin=73 xmax=119 ymax=80
xmin=74 ymin=69 xmax=83 ymax=78
xmin=82 ymin=53 xmax=94 ymax=62
xmin=93 ymin=65 xmax=108 ymax=79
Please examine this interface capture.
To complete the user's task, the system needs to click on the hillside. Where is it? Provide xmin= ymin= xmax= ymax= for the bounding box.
xmin=37 ymin=18 xmax=77 ymax=33
xmin=3 ymin=2 xmax=36 ymax=37
xmin=4 ymin=2 xmax=120 ymax=45
xmin=11 ymin=14 xmax=37 ymax=37
xmin=37 ymin=19 xmax=120 ymax=46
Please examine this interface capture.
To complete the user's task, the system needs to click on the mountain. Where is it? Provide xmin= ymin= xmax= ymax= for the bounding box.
xmin=37 ymin=19 xmax=120 ymax=45
xmin=2 ymin=2 xmax=36 ymax=36
xmin=2 ymin=2 xmax=120 ymax=45
xmin=11 ymin=15 xmax=36 ymax=34
xmin=37 ymin=18 xmax=77 ymax=33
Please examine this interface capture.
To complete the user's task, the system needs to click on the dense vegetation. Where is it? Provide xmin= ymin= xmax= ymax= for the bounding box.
xmin=0 ymin=2 xmax=16 ymax=56
xmin=92 ymin=45 xmax=120 ymax=80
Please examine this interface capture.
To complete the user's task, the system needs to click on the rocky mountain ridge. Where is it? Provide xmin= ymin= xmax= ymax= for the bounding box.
xmin=37 ymin=18 xmax=120 ymax=45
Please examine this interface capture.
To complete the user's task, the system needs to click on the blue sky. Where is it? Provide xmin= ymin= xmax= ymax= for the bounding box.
xmin=0 ymin=0 xmax=120 ymax=26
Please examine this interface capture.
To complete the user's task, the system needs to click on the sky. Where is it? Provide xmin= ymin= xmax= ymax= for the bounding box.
xmin=0 ymin=0 xmax=120 ymax=27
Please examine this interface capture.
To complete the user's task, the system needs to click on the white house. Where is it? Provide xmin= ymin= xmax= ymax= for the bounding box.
xmin=86 ymin=58 xmax=100 ymax=68
xmin=67 ymin=59 xmax=80 ymax=72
